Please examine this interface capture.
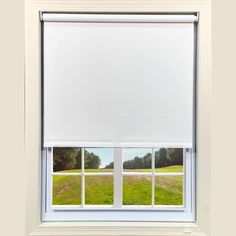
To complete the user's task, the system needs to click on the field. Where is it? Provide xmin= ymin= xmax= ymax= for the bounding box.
xmin=53 ymin=165 xmax=183 ymax=206
xmin=57 ymin=165 xmax=183 ymax=173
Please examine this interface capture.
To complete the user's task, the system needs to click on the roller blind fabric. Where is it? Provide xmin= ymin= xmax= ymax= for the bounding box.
xmin=43 ymin=14 xmax=196 ymax=147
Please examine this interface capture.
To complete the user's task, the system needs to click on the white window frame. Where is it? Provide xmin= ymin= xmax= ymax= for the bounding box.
xmin=41 ymin=13 xmax=197 ymax=221
xmin=42 ymin=147 xmax=195 ymax=221
xmin=25 ymin=1 xmax=211 ymax=235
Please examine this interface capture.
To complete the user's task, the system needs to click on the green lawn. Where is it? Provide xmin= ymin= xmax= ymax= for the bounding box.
xmin=53 ymin=176 xmax=81 ymax=205
xmin=123 ymin=165 xmax=183 ymax=173
xmin=55 ymin=168 xmax=113 ymax=173
xmin=85 ymin=168 xmax=113 ymax=173
xmin=123 ymin=176 xmax=152 ymax=205
xmin=52 ymin=165 xmax=183 ymax=206
xmin=155 ymin=176 xmax=183 ymax=205
xmin=55 ymin=165 xmax=183 ymax=173
xmin=156 ymin=165 xmax=183 ymax=173
xmin=85 ymin=176 xmax=113 ymax=205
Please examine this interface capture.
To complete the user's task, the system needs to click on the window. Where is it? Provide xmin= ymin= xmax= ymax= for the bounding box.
xmin=43 ymin=147 xmax=194 ymax=221
xmin=41 ymin=13 xmax=197 ymax=221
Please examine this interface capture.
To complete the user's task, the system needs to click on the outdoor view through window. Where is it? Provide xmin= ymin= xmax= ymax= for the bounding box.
xmin=52 ymin=147 xmax=184 ymax=206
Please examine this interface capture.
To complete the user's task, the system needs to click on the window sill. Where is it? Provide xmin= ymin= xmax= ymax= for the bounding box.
xmin=30 ymin=222 xmax=206 ymax=236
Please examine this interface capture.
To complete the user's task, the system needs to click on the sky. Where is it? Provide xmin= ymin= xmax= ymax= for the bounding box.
xmin=85 ymin=147 xmax=153 ymax=168
xmin=122 ymin=148 xmax=152 ymax=162
xmin=85 ymin=148 xmax=113 ymax=168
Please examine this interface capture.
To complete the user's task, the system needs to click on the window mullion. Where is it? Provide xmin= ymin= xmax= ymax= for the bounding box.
xmin=185 ymin=148 xmax=193 ymax=210
xmin=114 ymin=147 xmax=122 ymax=208
xmin=81 ymin=147 xmax=85 ymax=206
xmin=183 ymin=148 xmax=186 ymax=207
xmin=47 ymin=148 xmax=53 ymax=210
xmin=152 ymin=148 xmax=155 ymax=207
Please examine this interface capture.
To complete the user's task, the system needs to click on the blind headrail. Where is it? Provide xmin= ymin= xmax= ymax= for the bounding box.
xmin=41 ymin=13 xmax=198 ymax=23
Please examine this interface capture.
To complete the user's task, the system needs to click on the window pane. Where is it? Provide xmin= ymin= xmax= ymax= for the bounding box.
xmin=53 ymin=147 xmax=81 ymax=173
xmin=52 ymin=176 xmax=81 ymax=205
xmin=85 ymin=176 xmax=113 ymax=205
xmin=123 ymin=176 xmax=152 ymax=205
xmin=123 ymin=148 xmax=152 ymax=172
xmin=155 ymin=176 xmax=183 ymax=205
xmin=84 ymin=148 xmax=113 ymax=173
xmin=155 ymin=148 xmax=183 ymax=173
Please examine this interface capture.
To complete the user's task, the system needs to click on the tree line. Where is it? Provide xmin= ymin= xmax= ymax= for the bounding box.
xmin=53 ymin=148 xmax=183 ymax=172
xmin=105 ymin=148 xmax=183 ymax=169
xmin=53 ymin=148 xmax=101 ymax=171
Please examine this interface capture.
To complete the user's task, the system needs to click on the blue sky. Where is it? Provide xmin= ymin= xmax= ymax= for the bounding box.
xmin=85 ymin=148 xmax=113 ymax=168
xmin=85 ymin=148 xmax=153 ymax=168
xmin=122 ymin=148 xmax=152 ymax=162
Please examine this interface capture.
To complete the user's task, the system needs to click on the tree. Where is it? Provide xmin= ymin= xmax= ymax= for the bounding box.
xmin=105 ymin=162 xmax=114 ymax=169
xmin=84 ymin=150 xmax=101 ymax=169
xmin=155 ymin=148 xmax=169 ymax=168
xmin=142 ymin=152 xmax=152 ymax=168
xmin=123 ymin=152 xmax=152 ymax=169
xmin=74 ymin=148 xmax=82 ymax=169
xmin=53 ymin=148 xmax=79 ymax=171
xmin=168 ymin=148 xmax=183 ymax=165
xmin=106 ymin=149 xmax=183 ymax=170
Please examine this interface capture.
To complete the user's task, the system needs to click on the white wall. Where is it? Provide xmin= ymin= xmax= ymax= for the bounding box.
xmin=0 ymin=1 xmax=25 ymax=236
xmin=1 ymin=0 xmax=236 ymax=235
xmin=211 ymin=0 xmax=236 ymax=235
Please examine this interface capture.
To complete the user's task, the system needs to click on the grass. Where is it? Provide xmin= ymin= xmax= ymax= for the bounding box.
xmin=85 ymin=168 xmax=113 ymax=173
xmin=123 ymin=176 xmax=152 ymax=205
xmin=156 ymin=165 xmax=183 ymax=173
xmin=155 ymin=176 xmax=183 ymax=205
xmin=55 ymin=165 xmax=183 ymax=173
xmin=124 ymin=165 xmax=183 ymax=173
xmin=52 ymin=165 xmax=183 ymax=206
xmin=53 ymin=176 xmax=81 ymax=205
xmin=85 ymin=176 xmax=113 ymax=205
xmin=55 ymin=168 xmax=113 ymax=173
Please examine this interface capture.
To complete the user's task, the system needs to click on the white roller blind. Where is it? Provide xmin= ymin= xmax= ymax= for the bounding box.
xmin=43 ymin=14 xmax=196 ymax=147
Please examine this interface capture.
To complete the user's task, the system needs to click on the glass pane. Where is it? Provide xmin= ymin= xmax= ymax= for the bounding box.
xmin=123 ymin=176 xmax=152 ymax=205
xmin=85 ymin=176 xmax=113 ymax=205
xmin=53 ymin=147 xmax=81 ymax=173
xmin=52 ymin=176 xmax=81 ymax=205
xmin=155 ymin=148 xmax=183 ymax=173
xmin=123 ymin=148 xmax=152 ymax=172
xmin=155 ymin=176 xmax=183 ymax=205
xmin=84 ymin=148 xmax=113 ymax=173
